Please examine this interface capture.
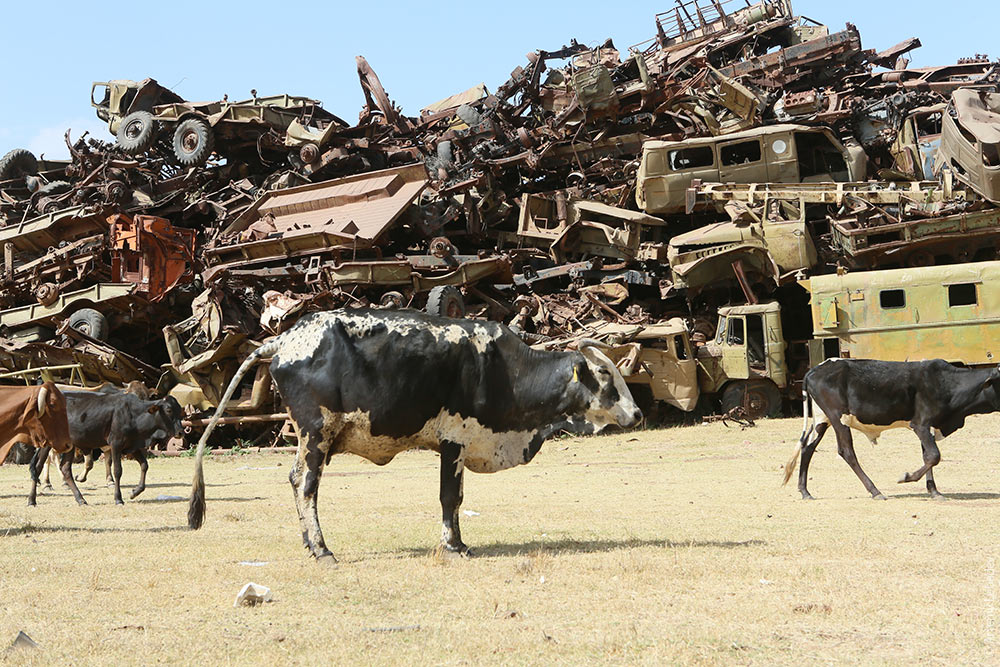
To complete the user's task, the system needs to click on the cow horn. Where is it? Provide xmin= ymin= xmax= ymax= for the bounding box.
xmin=37 ymin=386 xmax=48 ymax=416
xmin=577 ymin=338 xmax=609 ymax=351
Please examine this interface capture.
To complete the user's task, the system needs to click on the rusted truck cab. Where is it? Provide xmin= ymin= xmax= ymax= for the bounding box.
xmin=935 ymin=89 xmax=1000 ymax=203
xmin=696 ymin=302 xmax=789 ymax=418
xmin=596 ymin=319 xmax=700 ymax=414
xmin=636 ymin=124 xmax=867 ymax=215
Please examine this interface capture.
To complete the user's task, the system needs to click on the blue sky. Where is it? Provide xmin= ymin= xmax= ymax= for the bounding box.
xmin=0 ymin=0 xmax=994 ymax=159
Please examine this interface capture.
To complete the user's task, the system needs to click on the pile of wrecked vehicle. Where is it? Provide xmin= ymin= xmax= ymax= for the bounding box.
xmin=1 ymin=0 xmax=999 ymax=445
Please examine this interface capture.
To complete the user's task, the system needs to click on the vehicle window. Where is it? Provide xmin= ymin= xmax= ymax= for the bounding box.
xmin=669 ymin=146 xmax=714 ymax=171
xmin=674 ymin=335 xmax=689 ymax=360
xmin=984 ymin=143 xmax=1000 ymax=168
xmin=715 ymin=317 xmax=727 ymax=345
xmin=645 ymin=151 xmax=666 ymax=176
xmin=957 ymin=120 xmax=978 ymax=146
xmin=879 ymin=289 xmax=906 ymax=309
xmin=916 ymin=112 xmax=942 ymax=139
xmin=727 ymin=317 xmax=745 ymax=346
xmin=794 ymin=132 xmax=848 ymax=179
xmin=948 ymin=283 xmax=978 ymax=307
xmin=720 ymin=140 xmax=762 ymax=166
xmin=746 ymin=314 xmax=765 ymax=368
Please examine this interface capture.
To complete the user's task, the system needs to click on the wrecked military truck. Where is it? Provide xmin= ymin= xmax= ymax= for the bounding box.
xmin=2 ymin=0 xmax=1000 ymax=441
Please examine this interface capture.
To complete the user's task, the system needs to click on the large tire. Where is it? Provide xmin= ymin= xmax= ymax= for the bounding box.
xmin=720 ymin=380 xmax=782 ymax=420
xmin=116 ymin=111 xmax=157 ymax=155
xmin=68 ymin=308 xmax=109 ymax=341
xmin=172 ymin=118 xmax=214 ymax=167
xmin=425 ymin=285 xmax=465 ymax=319
xmin=36 ymin=180 xmax=72 ymax=197
xmin=0 ymin=148 xmax=38 ymax=180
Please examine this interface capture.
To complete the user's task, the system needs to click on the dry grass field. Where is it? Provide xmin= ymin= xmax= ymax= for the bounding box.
xmin=2 ymin=414 xmax=1000 ymax=665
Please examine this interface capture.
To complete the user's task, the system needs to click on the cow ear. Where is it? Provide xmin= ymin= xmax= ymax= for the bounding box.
xmin=147 ymin=404 xmax=161 ymax=414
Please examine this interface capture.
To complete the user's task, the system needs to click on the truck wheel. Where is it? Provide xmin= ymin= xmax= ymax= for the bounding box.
xmin=172 ymin=118 xmax=214 ymax=167
xmin=36 ymin=180 xmax=71 ymax=196
xmin=116 ymin=111 xmax=157 ymax=155
xmin=425 ymin=286 xmax=465 ymax=319
xmin=379 ymin=291 xmax=405 ymax=309
xmin=68 ymin=308 xmax=109 ymax=341
xmin=721 ymin=380 xmax=782 ymax=420
xmin=0 ymin=148 xmax=38 ymax=180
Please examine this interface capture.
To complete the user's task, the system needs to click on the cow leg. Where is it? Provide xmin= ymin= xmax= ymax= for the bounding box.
xmin=798 ymin=422 xmax=829 ymax=500
xmin=831 ymin=421 xmax=885 ymax=500
xmin=129 ymin=449 xmax=148 ymax=500
xmin=289 ymin=428 xmax=335 ymax=562
xmin=76 ymin=449 xmax=96 ymax=483
xmin=104 ymin=452 xmax=113 ymax=487
xmin=898 ymin=425 xmax=941 ymax=487
xmin=42 ymin=450 xmax=54 ymax=491
xmin=925 ymin=469 xmax=946 ymax=500
xmin=28 ymin=447 xmax=48 ymax=506
xmin=439 ymin=440 xmax=469 ymax=556
xmin=58 ymin=453 xmax=88 ymax=506
xmin=109 ymin=440 xmax=125 ymax=505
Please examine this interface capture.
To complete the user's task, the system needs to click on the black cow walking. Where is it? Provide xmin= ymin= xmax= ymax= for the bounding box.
xmin=784 ymin=358 xmax=1000 ymax=500
xmin=188 ymin=308 xmax=641 ymax=563
xmin=31 ymin=387 xmax=184 ymax=505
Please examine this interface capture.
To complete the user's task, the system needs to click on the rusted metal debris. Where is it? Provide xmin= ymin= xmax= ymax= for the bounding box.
xmin=1 ymin=0 xmax=999 ymax=439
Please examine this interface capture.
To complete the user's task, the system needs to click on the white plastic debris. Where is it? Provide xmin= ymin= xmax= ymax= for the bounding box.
xmin=462 ymin=510 xmax=480 ymax=517
xmin=234 ymin=582 xmax=273 ymax=607
xmin=238 ymin=561 xmax=269 ymax=567
xmin=9 ymin=631 xmax=38 ymax=651
xmin=154 ymin=495 xmax=185 ymax=502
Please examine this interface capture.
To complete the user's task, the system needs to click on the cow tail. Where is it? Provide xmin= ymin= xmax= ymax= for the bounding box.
xmin=783 ymin=384 xmax=813 ymax=486
xmin=188 ymin=338 xmax=281 ymax=530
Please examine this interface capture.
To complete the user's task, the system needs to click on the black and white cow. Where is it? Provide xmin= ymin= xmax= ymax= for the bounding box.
xmin=783 ymin=358 xmax=1000 ymax=500
xmin=188 ymin=308 xmax=641 ymax=563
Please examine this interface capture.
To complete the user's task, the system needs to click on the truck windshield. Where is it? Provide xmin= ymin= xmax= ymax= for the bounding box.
xmin=726 ymin=317 xmax=745 ymax=345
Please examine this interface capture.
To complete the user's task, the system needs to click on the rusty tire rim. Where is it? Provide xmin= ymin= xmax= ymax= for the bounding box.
xmin=300 ymin=143 xmax=320 ymax=164
xmin=180 ymin=129 xmax=201 ymax=155
xmin=123 ymin=118 xmax=147 ymax=140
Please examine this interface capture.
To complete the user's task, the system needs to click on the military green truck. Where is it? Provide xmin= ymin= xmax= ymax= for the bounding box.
xmin=92 ymin=78 xmax=346 ymax=167
xmin=635 ymin=124 xmax=867 ymax=215
xmin=614 ymin=260 xmax=1000 ymax=419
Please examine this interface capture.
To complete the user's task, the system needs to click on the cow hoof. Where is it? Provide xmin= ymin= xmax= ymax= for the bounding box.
xmin=800 ymin=492 xmax=815 ymax=501
xmin=931 ymin=493 xmax=948 ymax=501
xmin=873 ymin=493 xmax=887 ymax=501
xmin=43 ymin=484 xmax=53 ymax=492
xmin=115 ymin=500 xmax=124 ymax=506
xmin=440 ymin=544 xmax=472 ymax=559
xmin=315 ymin=554 xmax=338 ymax=568
xmin=898 ymin=473 xmax=912 ymax=484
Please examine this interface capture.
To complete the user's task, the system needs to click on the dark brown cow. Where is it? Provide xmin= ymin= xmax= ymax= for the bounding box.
xmin=0 ymin=383 xmax=72 ymax=504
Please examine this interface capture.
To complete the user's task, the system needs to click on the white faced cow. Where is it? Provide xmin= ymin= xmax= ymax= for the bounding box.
xmin=188 ymin=308 xmax=641 ymax=563
xmin=784 ymin=358 xmax=1000 ymax=500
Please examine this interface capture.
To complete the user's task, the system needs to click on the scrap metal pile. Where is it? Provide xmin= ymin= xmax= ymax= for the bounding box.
xmin=1 ymin=0 xmax=998 ymax=435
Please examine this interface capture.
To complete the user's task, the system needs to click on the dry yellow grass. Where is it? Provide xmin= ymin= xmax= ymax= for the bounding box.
xmin=2 ymin=414 xmax=1000 ymax=665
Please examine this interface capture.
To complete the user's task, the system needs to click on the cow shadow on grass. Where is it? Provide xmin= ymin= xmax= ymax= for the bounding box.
xmin=891 ymin=491 xmax=1000 ymax=501
xmin=402 ymin=537 xmax=766 ymax=559
xmin=0 ymin=524 xmax=190 ymax=537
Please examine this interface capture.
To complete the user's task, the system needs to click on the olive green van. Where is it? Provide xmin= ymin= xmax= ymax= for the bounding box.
xmin=635 ymin=124 xmax=867 ymax=214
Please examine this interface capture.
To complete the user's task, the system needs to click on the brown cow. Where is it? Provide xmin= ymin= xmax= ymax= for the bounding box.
xmin=0 ymin=382 xmax=72 ymax=504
